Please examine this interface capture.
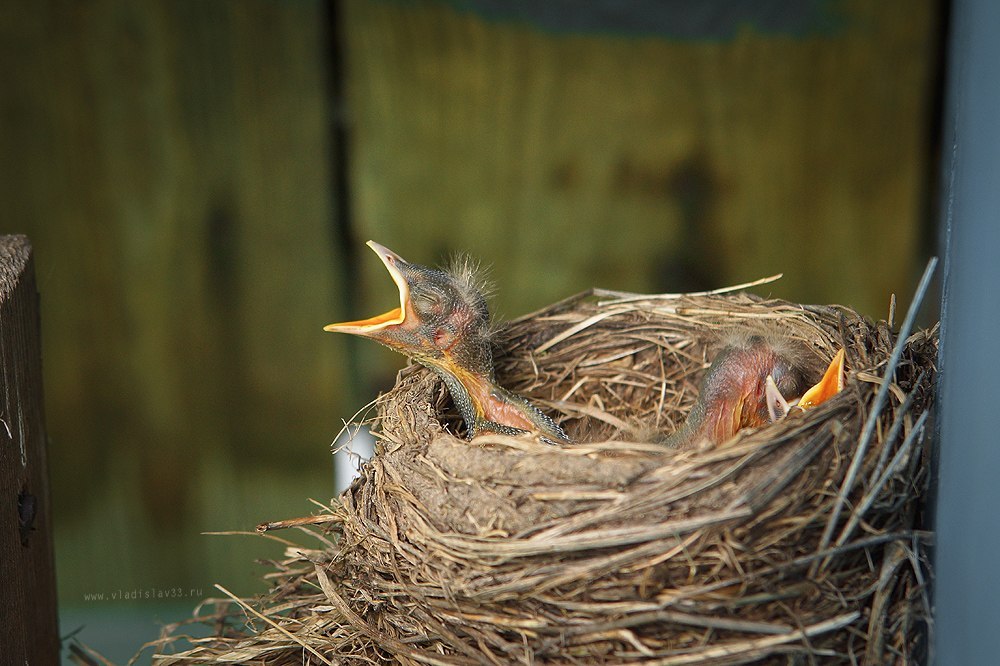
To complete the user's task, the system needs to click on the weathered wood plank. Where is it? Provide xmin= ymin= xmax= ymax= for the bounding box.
xmin=0 ymin=235 xmax=59 ymax=664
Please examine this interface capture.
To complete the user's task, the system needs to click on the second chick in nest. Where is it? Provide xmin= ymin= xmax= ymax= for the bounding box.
xmin=666 ymin=332 xmax=846 ymax=449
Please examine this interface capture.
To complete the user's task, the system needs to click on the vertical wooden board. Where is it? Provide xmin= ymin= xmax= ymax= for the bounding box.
xmin=0 ymin=0 xmax=341 ymax=604
xmin=343 ymin=0 xmax=938 ymax=333
xmin=0 ymin=237 xmax=59 ymax=664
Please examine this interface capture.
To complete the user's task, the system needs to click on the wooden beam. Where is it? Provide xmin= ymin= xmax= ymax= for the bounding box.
xmin=0 ymin=235 xmax=59 ymax=664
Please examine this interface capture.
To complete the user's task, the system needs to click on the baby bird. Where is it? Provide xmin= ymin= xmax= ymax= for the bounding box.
xmin=666 ymin=335 xmax=845 ymax=449
xmin=325 ymin=241 xmax=569 ymax=443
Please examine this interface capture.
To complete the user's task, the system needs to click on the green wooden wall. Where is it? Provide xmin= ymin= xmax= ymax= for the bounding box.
xmin=0 ymin=0 xmax=940 ymax=657
xmin=346 ymin=0 xmax=938 ymax=321
xmin=2 ymin=0 xmax=343 ymax=610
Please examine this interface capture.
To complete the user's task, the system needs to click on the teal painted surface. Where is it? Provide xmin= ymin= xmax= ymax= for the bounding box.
xmin=61 ymin=604 xmax=207 ymax=664
xmin=934 ymin=0 xmax=1000 ymax=661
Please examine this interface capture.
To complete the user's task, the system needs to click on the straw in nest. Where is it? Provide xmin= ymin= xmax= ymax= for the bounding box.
xmin=143 ymin=277 xmax=938 ymax=665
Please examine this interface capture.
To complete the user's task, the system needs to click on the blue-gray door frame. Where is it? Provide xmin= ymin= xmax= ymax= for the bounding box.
xmin=934 ymin=0 xmax=1000 ymax=663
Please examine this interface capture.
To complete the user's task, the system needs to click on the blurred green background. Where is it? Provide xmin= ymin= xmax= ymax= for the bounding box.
xmin=1 ymin=0 xmax=942 ymax=661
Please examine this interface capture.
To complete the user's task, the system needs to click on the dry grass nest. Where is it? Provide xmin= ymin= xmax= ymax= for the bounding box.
xmin=150 ymin=287 xmax=938 ymax=665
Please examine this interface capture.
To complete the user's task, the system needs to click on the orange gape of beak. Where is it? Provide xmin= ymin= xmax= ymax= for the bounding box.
xmin=324 ymin=241 xmax=408 ymax=334
xmin=766 ymin=347 xmax=847 ymax=420
xmin=796 ymin=348 xmax=846 ymax=410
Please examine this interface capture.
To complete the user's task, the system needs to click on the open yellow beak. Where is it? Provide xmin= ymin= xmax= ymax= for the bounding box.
xmin=766 ymin=348 xmax=846 ymax=424
xmin=797 ymin=348 xmax=846 ymax=410
xmin=324 ymin=241 xmax=409 ymax=334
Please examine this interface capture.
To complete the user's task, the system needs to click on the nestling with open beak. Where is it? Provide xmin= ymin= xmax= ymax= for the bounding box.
xmin=666 ymin=334 xmax=846 ymax=449
xmin=325 ymin=241 xmax=569 ymax=443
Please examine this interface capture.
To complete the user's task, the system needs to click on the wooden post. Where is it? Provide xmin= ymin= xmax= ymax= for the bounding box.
xmin=0 ymin=235 xmax=59 ymax=663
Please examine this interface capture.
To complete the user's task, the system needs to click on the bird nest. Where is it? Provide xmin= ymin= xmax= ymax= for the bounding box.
xmin=151 ymin=288 xmax=937 ymax=665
